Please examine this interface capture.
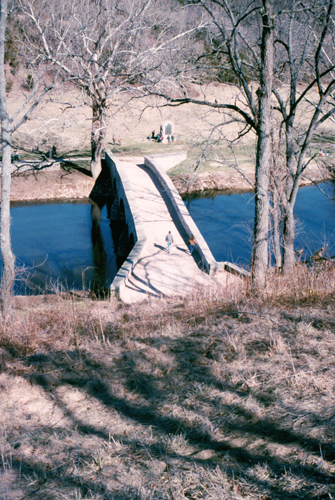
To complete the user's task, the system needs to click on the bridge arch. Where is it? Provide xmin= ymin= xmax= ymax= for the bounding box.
xmin=129 ymin=232 xmax=135 ymax=249
xmin=119 ymin=198 xmax=125 ymax=218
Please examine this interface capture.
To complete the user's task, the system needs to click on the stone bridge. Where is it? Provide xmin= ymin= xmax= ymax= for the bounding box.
xmin=91 ymin=150 xmax=249 ymax=303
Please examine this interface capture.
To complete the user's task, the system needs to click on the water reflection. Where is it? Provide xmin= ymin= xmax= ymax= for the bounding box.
xmin=184 ymin=181 xmax=335 ymax=267
xmin=8 ymin=200 xmax=119 ymax=295
xmin=90 ymin=201 xmax=108 ymax=296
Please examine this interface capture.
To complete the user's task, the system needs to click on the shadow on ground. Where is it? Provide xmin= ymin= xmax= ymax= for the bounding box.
xmin=1 ymin=300 xmax=335 ymax=499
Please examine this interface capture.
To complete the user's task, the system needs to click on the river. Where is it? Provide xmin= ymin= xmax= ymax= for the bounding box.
xmin=4 ymin=181 xmax=335 ymax=293
xmin=184 ymin=181 xmax=335 ymax=268
xmin=10 ymin=200 xmax=117 ymax=294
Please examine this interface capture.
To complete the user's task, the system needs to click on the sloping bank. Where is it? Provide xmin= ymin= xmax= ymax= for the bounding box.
xmin=171 ymin=163 xmax=332 ymax=195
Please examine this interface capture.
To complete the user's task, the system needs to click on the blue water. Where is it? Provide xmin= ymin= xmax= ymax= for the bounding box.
xmin=184 ymin=182 xmax=335 ymax=268
xmin=3 ymin=181 xmax=335 ymax=293
xmin=9 ymin=200 xmax=118 ymax=294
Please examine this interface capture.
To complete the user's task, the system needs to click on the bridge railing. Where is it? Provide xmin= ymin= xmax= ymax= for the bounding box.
xmin=144 ymin=155 xmax=218 ymax=275
xmin=144 ymin=155 xmax=251 ymax=280
xmin=105 ymin=150 xmax=147 ymax=298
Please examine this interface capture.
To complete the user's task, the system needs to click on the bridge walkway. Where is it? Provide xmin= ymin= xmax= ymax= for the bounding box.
xmin=116 ymin=158 xmax=237 ymax=303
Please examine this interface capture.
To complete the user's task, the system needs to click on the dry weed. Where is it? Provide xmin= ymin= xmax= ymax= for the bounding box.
xmin=0 ymin=277 xmax=334 ymax=499
xmin=263 ymin=262 xmax=335 ymax=306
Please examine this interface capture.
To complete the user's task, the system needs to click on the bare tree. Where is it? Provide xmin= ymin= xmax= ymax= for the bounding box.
xmin=148 ymin=0 xmax=274 ymax=287
xmin=148 ymin=0 xmax=335 ymax=283
xmin=0 ymin=0 xmax=69 ymax=315
xmin=0 ymin=0 xmax=15 ymax=316
xmin=271 ymin=0 xmax=335 ymax=273
xmin=23 ymin=0 xmax=193 ymax=178
xmin=252 ymin=0 xmax=273 ymax=287
xmin=200 ymin=0 xmax=335 ymax=275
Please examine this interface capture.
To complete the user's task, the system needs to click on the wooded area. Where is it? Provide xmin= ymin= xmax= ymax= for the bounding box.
xmin=1 ymin=0 xmax=335 ymax=312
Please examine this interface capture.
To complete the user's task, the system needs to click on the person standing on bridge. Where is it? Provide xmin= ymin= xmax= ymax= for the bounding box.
xmin=188 ymin=235 xmax=197 ymax=255
xmin=165 ymin=231 xmax=174 ymax=254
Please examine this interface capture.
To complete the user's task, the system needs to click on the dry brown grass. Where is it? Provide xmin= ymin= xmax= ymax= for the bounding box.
xmin=0 ymin=265 xmax=335 ymax=500
xmin=262 ymin=261 xmax=335 ymax=307
xmin=6 ymin=82 xmax=332 ymax=201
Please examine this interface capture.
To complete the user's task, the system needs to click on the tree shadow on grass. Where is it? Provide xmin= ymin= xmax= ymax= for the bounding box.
xmin=3 ymin=309 xmax=335 ymax=499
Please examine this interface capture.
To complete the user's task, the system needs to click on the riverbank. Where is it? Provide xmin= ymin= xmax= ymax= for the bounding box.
xmin=171 ymin=161 xmax=332 ymax=194
xmin=1 ymin=277 xmax=335 ymax=500
xmin=9 ymin=168 xmax=94 ymax=203
xmin=6 ymin=156 xmax=333 ymax=203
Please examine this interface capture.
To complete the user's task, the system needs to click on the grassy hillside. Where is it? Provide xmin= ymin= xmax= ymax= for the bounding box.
xmin=7 ymin=82 xmax=334 ymax=193
xmin=1 ymin=264 xmax=335 ymax=500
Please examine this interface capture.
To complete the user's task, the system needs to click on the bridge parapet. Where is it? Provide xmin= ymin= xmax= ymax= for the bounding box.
xmin=142 ymin=151 xmax=187 ymax=171
xmin=144 ymin=155 xmax=218 ymax=275
xmin=144 ymin=155 xmax=251 ymax=280
xmin=105 ymin=150 xmax=147 ymax=298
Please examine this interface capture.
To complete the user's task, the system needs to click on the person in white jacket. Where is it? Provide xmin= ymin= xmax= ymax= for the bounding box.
xmin=165 ymin=231 xmax=174 ymax=254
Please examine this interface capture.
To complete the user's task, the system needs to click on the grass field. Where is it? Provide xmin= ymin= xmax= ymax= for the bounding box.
xmin=1 ymin=264 xmax=335 ymax=500
xmin=8 ymin=82 xmax=335 ymax=185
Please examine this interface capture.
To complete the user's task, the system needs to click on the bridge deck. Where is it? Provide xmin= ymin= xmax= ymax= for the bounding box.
xmin=117 ymin=159 xmax=238 ymax=303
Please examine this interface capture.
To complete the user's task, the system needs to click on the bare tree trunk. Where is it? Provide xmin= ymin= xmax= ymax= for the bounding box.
xmin=91 ymin=101 xmax=107 ymax=179
xmin=252 ymin=0 xmax=273 ymax=288
xmin=281 ymin=117 xmax=296 ymax=273
xmin=0 ymin=0 xmax=15 ymax=316
xmin=271 ymin=186 xmax=282 ymax=270
xmin=282 ymin=122 xmax=301 ymax=273
xmin=282 ymin=204 xmax=296 ymax=273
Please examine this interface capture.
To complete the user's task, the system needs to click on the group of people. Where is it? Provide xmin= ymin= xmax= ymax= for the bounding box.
xmin=147 ymin=130 xmax=175 ymax=143
xmin=112 ymin=136 xmax=122 ymax=145
xmin=148 ymin=130 xmax=163 ymax=142
xmin=319 ymin=149 xmax=330 ymax=156
xmin=165 ymin=231 xmax=197 ymax=255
